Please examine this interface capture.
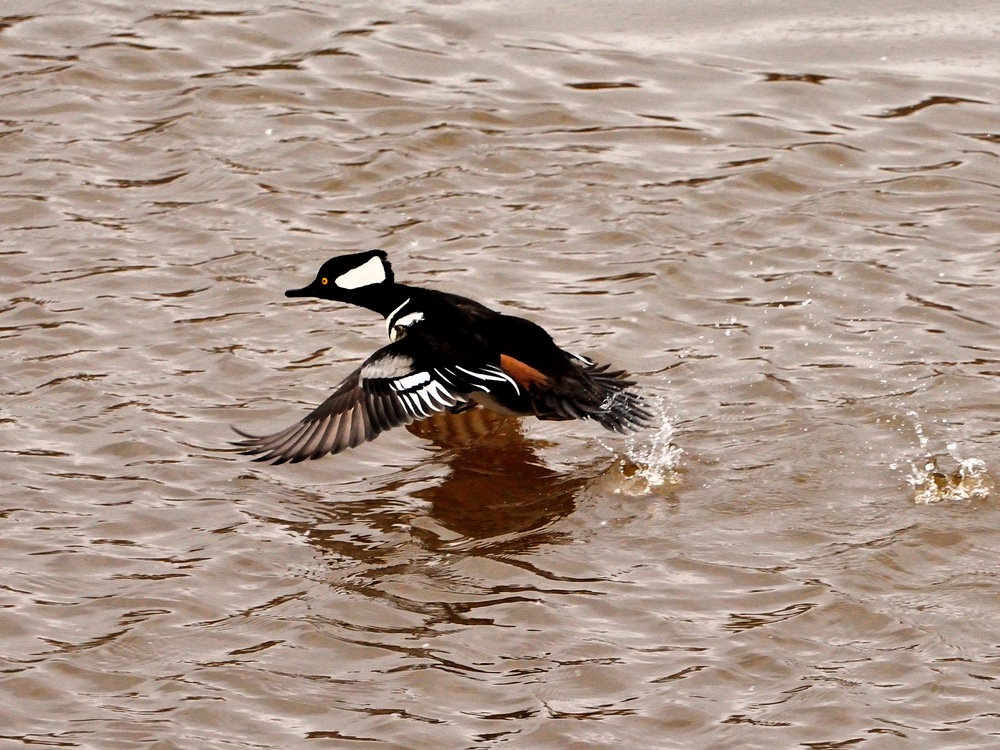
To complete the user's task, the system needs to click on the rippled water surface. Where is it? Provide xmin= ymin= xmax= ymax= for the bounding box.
xmin=3 ymin=1 xmax=1000 ymax=747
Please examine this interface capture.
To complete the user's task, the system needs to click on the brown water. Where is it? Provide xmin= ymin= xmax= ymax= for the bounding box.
xmin=3 ymin=2 xmax=1000 ymax=748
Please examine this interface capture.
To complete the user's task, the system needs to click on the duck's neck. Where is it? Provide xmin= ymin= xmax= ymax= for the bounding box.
xmin=348 ymin=283 xmax=419 ymax=319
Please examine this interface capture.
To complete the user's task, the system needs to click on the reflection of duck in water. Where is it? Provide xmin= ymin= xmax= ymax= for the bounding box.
xmin=405 ymin=410 xmax=595 ymax=541
xmin=274 ymin=411 xmax=595 ymax=552
xmin=234 ymin=250 xmax=651 ymax=464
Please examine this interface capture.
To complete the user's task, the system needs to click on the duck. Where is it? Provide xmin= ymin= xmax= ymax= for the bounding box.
xmin=233 ymin=250 xmax=652 ymax=463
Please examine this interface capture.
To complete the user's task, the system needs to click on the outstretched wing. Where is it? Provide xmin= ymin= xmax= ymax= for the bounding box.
xmin=232 ymin=345 xmax=518 ymax=464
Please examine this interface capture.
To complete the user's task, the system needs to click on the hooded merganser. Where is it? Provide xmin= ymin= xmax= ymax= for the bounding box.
xmin=234 ymin=250 xmax=653 ymax=463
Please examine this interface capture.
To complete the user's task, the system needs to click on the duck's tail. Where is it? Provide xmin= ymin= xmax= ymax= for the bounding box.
xmin=536 ymin=359 xmax=654 ymax=433
xmin=588 ymin=363 xmax=656 ymax=433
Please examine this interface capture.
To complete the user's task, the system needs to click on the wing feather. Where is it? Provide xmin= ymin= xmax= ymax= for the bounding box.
xmin=297 ymin=414 xmax=331 ymax=461
xmin=232 ymin=344 xmax=494 ymax=463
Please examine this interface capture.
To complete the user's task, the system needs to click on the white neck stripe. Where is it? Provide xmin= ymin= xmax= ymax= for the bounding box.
xmin=386 ymin=298 xmax=411 ymax=339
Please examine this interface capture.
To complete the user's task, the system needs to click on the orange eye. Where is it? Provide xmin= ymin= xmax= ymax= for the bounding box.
xmin=321 ymin=277 xmax=328 ymax=285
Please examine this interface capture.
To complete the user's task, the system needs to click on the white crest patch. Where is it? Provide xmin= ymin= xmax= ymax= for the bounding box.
xmin=335 ymin=256 xmax=386 ymax=290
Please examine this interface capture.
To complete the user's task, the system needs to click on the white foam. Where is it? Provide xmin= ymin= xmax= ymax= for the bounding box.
xmin=897 ymin=411 xmax=994 ymax=503
xmin=597 ymin=394 xmax=682 ymax=495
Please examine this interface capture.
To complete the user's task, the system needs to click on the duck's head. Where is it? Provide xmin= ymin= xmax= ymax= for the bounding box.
xmin=285 ymin=250 xmax=395 ymax=304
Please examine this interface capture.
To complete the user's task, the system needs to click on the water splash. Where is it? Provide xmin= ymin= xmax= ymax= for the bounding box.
xmin=598 ymin=395 xmax=681 ymax=495
xmin=893 ymin=411 xmax=995 ymax=504
xmin=906 ymin=454 xmax=993 ymax=504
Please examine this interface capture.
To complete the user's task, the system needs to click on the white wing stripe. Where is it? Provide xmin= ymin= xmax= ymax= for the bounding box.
xmin=422 ymin=380 xmax=455 ymax=409
xmin=392 ymin=371 xmax=431 ymax=391
xmin=454 ymin=365 xmax=521 ymax=395
xmin=434 ymin=368 xmax=457 ymax=386
xmin=399 ymin=391 xmax=426 ymax=418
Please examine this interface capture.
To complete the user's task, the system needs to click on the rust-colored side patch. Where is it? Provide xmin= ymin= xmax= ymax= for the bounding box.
xmin=500 ymin=354 xmax=552 ymax=390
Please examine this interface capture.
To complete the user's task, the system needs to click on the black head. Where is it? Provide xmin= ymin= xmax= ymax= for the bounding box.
xmin=285 ymin=250 xmax=395 ymax=303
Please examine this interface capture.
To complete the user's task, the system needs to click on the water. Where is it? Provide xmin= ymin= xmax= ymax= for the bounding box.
xmin=3 ymin=1 xmax=1000 ymax=748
